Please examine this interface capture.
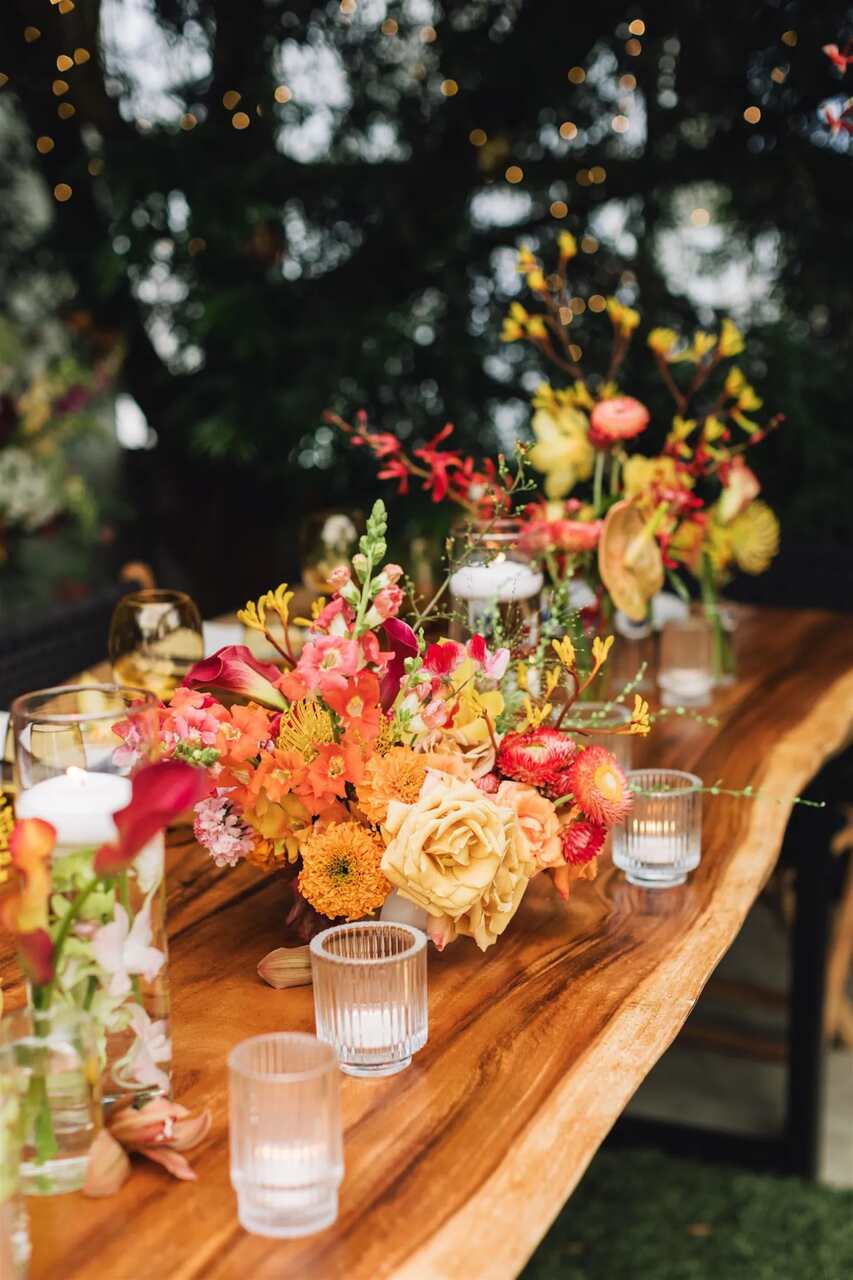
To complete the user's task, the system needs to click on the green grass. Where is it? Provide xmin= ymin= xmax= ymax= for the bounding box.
xmin=520 ymin=1150 xmax=853 ymax=1280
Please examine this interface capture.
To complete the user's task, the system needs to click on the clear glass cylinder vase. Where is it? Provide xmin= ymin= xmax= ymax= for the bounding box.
xmin=1 ymin=1005 xmax=102 ymax=1197
xmin=11 ymin=685 xmax=171 ymax=1104
xmin=0 ymin=1035 xmax=30 ymax=1269
xmin=448 ymin=518 xmax=544 ymax=655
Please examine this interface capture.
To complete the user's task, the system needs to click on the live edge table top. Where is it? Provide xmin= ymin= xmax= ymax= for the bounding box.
xmin=3 ymin=606 xmax=853 ymax=1280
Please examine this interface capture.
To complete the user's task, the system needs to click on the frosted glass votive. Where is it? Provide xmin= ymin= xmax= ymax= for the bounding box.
xmin=228 ymin=1033 xmax=343 ymax=1239
xmin=657 ymin=615 xmax=714 ymax=707
xmin=310 ymin=922 xmax=428 ymax=1078
xmin=613 ymin=769 xmax=703 ymax=888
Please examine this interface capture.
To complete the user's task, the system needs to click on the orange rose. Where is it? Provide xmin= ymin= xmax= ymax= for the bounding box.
xmin=495 ymin=781 xmax=562 ymax=869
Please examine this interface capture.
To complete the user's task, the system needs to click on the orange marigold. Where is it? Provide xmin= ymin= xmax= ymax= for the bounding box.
xmin=356 ymin=747 xmax=428 ymax=826
xmin=298 ymin=821 xmax=390 ymax=920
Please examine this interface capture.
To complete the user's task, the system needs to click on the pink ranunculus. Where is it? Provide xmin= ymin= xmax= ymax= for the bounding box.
xmin=495 ymin=780 xmax=563 ymax=869
xmin=467 ymin=634 xmax=510 ymax=680
xmin=93 ymin=760 xmax=210 ymax=876
xmin=184 ymin=645 xmax=287 ymax=710
xmin=296 ymin=635 xmax=362 ymax=695
xmin=380 ymin=617 xmax=419 ymax=710
xmin=589 ymin=396 xmax=650 ymax=446
xmin=424 ymin=640 xmax=466 ymax=677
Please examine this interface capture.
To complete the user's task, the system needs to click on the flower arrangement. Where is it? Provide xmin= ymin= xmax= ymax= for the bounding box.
xmin=0 ymin=322 xmax=120 ymax=567
xmin=143 ymin=501 xmax=649 ymax=954
xmin=330 ymin=235 xmax=783 ymax=668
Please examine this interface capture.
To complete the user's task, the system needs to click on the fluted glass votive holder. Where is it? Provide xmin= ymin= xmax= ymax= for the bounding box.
xmin=613 ymin=769 xmax=703 ymax=889
xmin=228 ymin=1032 xmax=343 ymax=1239
xmin=310 ymin=922 xmax=428 ymax=1078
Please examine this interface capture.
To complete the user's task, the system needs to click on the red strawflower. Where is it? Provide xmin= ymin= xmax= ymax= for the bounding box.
xmin=560 ymin=820 xmax=607 ymax=866
xmin=496 ymin=728 xmax=577 ymax=789
xmin=565 ymin=745 xmax=632 ymax=827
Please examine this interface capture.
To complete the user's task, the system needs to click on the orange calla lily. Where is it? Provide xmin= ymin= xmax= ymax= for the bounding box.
xmin=598 ymin=499 xmax=664 ymax=622
xmin=1 ymin=817 xmax=55 ymax=934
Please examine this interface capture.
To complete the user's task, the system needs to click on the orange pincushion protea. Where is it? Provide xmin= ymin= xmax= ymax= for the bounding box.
xmin=357 ymin=747 xmax=429 ymax=825
xmin=298 ymin=821 xmax=390 ymax=920
xmin=565 ymin=745 xmax=632 ymax=826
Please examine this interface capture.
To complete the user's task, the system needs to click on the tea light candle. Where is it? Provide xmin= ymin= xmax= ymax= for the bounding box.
xmin=628 ymin=819 xmax=678 ymax=864
xmin=15 ymin=767 xmax=131 ymax=852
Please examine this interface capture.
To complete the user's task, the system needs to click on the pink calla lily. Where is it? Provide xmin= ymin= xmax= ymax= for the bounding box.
xmin=183 ymin=645 xmax=287 ymax=710
xmin=380 ymin=618 xmax=419 ymax=710
xmin=94 ymin=760 xmax=209 ymax=876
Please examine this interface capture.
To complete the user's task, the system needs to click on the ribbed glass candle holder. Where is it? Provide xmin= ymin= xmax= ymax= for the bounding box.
xmin=613 ymin=769 xmax=703 ymax=888
xmin=228 ymin=1033 xmax=343 ymax=1239
xmin=310 ymin=922 xmax=428 ymax=1078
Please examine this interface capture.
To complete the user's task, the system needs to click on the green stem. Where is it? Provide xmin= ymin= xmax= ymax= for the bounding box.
xmin=592 ymin=450 xmax=606 ymax=516
xmin=700 ymin=552 xmax=726 ymax=681
xmin=38 ymin=877 xmax=100 ymax=1010
xmin=609 ymin=453 xmax=620 ymax=495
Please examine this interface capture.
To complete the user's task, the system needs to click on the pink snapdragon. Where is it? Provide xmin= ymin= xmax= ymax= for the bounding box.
xmin=467 ymin=634 xmax=510 ymax=680
xmin=193 ymin=791 xmax=256 ymax=867
xmin=296 ymin=635 xmax=362 ymax=695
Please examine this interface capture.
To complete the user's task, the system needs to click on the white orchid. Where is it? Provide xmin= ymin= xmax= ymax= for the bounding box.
xmin=123 ymin=1004 xmax=172 ymax=1096
xmin=90 ymin=901 xmax=165 ymax=999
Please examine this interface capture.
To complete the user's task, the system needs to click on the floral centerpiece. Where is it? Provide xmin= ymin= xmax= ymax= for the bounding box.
xmin=143 ymin=502 xmax=649 ymax=954
xmin=329 ymin=234 xmax=784 ymax=677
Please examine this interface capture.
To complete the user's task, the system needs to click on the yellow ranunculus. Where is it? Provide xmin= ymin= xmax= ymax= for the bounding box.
xmin=381 ymin=777 xmax=532 ymax=951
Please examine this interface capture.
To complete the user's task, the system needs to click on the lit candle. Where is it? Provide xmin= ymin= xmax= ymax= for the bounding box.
xmin=15 ymin=767 xmax=131 ymax=852
xmin=449 ymin=558 xmax=544 ymax=605
xmin=628 ymin=818 xmax=678 ymax=865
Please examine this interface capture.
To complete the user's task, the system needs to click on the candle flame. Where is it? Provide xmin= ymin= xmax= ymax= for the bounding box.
xmin=66 ymin=766 xmax=88 ymax=783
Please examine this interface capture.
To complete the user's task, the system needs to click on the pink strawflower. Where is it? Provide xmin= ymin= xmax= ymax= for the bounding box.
xmin=560 ymin=820 xmax=606 ymax=866
xmin=193 ymin=791 xmax=255 ymax=867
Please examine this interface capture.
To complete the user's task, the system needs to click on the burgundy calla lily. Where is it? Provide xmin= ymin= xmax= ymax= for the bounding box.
xmin=380 ymin=617 xmax=419 ymax=710
xmin=183 ymin=645 xmax=287 ymax=710
xmin=94 ymin=760 xmax=210 ymax=876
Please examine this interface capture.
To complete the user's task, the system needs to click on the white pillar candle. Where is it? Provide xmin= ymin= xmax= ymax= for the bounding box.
xmin=15 ymin=768 xmax=131 ymax=852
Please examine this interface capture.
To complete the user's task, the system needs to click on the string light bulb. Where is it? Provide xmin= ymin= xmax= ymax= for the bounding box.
xmin=53 ymin=183 xmax=72 ymax=202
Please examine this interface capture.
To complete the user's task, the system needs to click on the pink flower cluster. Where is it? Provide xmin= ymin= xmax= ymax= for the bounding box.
xmin=193 ymin=790 xmax=256 ymax=867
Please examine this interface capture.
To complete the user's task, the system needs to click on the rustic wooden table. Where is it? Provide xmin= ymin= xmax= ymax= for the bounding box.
xmin=3 ymin=606 xmax=853 ymax=1280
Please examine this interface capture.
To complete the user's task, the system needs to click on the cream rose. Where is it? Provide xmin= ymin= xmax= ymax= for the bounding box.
xmin=381 ymin=775 xmax=532 ymax=951
xmin=495 ymin=781 xmax=562 ymax=870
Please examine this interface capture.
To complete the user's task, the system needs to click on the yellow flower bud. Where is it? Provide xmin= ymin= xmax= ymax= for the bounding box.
xmin=526 ymin=268 xmax=547 ymax=292
xmin=526 ymin=315 xmax=548 ymax=340
xmin=558 ymin=231 xmax=577 ymax=260
xmin=718 ymin=317 xmax=745 ymax=358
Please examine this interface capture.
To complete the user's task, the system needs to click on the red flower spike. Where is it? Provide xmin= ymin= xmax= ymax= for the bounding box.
xmin=93 ymin=761 xmax=210 ymax=876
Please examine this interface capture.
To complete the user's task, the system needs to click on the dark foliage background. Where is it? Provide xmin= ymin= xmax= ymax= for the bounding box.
xmin=1 ymin=0 xmax=851 ymax=611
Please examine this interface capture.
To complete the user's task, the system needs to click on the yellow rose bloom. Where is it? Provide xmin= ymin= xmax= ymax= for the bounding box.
xmin=381 ymin=778 xmax=533 ymax=951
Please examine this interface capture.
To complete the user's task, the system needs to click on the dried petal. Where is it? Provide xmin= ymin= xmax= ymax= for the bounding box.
xmin=83 ymin=1129 xmax=131 ymax=1197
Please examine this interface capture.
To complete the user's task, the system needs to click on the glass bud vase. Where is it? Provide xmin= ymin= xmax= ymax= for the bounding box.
xmin=12 ymin=686 xmax=172 ymax=1105
xmin=0 ymin=1035 xmax=30 ymax=1271
xmin=2 ymin=1006 xmax=102 ymax=1197
xmin=47 ymin=835 xmax=171 ymax=1105
xmin=448 ymin=518 xmax=544 ymax=655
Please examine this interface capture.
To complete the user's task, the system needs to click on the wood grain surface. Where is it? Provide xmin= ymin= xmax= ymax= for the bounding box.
xmin=3 ymin=607 xmax=853 ymax=1280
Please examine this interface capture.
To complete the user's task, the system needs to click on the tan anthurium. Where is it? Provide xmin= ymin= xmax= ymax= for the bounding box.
xmin=598 ymin=499 xmax=664 ymax=622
